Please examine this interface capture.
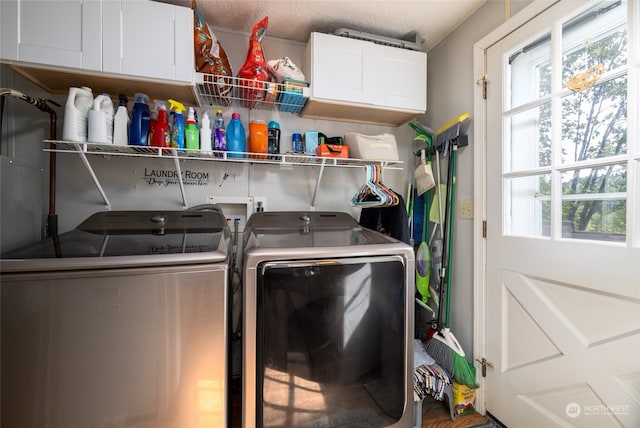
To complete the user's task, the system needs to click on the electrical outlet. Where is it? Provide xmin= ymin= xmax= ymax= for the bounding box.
xmin=460 ymin=199 xmax=474 ymax=219
xmin=253 ymin=196 xmax=267 ymax=212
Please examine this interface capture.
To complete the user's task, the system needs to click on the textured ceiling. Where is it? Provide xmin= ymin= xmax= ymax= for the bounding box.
xmin=161 ymin=0 xmax=488 ymax=52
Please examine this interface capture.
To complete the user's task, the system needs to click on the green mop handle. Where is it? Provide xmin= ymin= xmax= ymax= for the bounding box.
xmin=444 ymin=143 xmax=457 ymax=329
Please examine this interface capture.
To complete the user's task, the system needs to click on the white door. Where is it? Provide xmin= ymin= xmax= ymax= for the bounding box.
xmin=484 ymin=1 xmax=640 ymax=427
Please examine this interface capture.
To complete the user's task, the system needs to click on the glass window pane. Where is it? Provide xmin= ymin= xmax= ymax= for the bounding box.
xmin=505 ymin=174 xmax=551 ymax=237
xmin=562 ymin=1 xmax=628 ymax=88
xmin=508 ymin=102 xmax=552 ymax=171
xmin=509 ymin=34 xmax=551 ymax=107
xmin=561 ymin=75 xmax=627 ymax=163
xmin=561 ymin=164 xmax=626 ymax=241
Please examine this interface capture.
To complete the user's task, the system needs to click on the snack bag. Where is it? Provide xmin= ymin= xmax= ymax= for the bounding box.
xmin=192 ymin=0 xmax=233 ymax=105
xmin=267 ymin=57 xmax=306 ymax=82
xmin=237 ymin=16 xmax=270 ymax=109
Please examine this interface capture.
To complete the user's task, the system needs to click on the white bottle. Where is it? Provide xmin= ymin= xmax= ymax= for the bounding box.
xmin=62 ymin=86 xmax=93 ymax=142
xmin=113 ymin=94 xmax=129 ymax=146
xmin=88 ymin=94 xmax=114 ymax=144
xmin=200 ymin=111 xmax=212 ymax=153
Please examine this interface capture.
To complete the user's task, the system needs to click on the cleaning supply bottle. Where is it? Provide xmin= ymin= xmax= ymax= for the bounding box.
xmin=213 ymin=108 xmax=226 ymax=151
xmin=268 ymin=120 xmax=280 ymax=155
xmin=185 ymin=107 xmax=200 ymax=150
xmin=148 ymin=98 xmax=159 ymax=145
xmin=113 ymin=94 xmax=129 ymax=146
xmin=151 ymin=101 xmax=170 ymax=148
xmin=168 ymin=99 xmax=186 ymax=149
xmin=129 ymin=93 xmax=151 ymax=146
xmin=200 ymin=111 xmax=212 ymax=153
xmin=62 ymin=86 xmax=93 ymax=142
xmin=226 ymin=112 xmax=245 ymax=158
xmin=87 ymin=93 xmax=114 ymax=144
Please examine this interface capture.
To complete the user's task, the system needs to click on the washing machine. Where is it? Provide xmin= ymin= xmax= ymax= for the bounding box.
xmin=241 ymin=211 xmax=415 ymax=428
xmin=1 ymin=210 xmax=233 ymax=428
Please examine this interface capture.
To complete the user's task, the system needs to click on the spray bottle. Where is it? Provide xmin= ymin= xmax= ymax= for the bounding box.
xmin=113 ymin=94 xmax=129 ymax=146
xmin=185 ymin=107 xmax=200 ymax=150
xmin=152 ymin=101 xmax=170 ymax=147
xmin=168 ymin=99 xmax=186 ymax=149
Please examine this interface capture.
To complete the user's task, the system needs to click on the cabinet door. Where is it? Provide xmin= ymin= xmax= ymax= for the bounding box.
xmin=309 ymin=32 xmax=376 ymax=105
xmin=0 ymin=0 xmax=101 ymax=70
xmin=103 ymin=0 xmax=193 ymax=82
xmin=376 ymin=44 xmax=426 ymax=112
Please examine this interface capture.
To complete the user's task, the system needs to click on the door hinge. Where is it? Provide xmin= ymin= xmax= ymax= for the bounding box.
xmin=482 ymin=220 xmax=487 ymax=238
xmin=477 ymin=75 xmax=488 ymax=99
xmin=475 ymin=357 xmax=494 ymax=377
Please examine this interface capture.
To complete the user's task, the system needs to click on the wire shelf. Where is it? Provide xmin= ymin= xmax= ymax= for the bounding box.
xmin=194 ymin=73 xmax=310 ymax=113
xmin=44 ymin=141 xmax=404 ymax=170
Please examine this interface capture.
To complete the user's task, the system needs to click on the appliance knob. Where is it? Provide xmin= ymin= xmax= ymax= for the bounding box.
xmin=151 ymin=214 xmax=168 ymax=224
xmin=300 ymin=214 xmax=311 ymax=223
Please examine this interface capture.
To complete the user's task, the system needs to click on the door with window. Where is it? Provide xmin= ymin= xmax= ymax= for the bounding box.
xmin=484 ymin=1 xmax=639 ymax=426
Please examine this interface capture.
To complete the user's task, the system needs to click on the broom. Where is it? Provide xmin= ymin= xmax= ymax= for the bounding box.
xmin=425 ymin=116 xmax=477 ymax=388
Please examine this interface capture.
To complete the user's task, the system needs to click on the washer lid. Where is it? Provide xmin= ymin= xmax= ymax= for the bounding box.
xmin=1 ymin=211 xmax=231 ymax=271
xmin=243 ymin=211 xmax=398 ymax=250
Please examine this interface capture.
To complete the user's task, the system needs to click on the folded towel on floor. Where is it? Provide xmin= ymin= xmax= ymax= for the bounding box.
xmin=414 ymin=362 xmax=451 ymax=402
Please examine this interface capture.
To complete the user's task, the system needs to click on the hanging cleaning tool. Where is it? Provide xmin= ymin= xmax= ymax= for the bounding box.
xmin=424 ymin=113 xmax=477 ymax=389
xmin=413 ymin=133 xmax=434 ymax=311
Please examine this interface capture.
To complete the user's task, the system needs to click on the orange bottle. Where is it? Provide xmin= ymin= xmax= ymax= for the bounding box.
xmin=249 ymin=120 xmax=268 ymax=159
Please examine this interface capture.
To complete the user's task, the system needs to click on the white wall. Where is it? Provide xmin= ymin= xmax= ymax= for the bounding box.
xmin=421 ymin=0 xmax=533 ymax=356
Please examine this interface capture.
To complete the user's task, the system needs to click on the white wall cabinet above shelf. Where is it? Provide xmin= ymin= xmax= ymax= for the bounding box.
xmin=302 ymin=32 xmax=427 ymax=126
xmin=44 ymin=140 xmax=403 ymax=210
xmin=0 ymin=0 xmax=195 ymax=103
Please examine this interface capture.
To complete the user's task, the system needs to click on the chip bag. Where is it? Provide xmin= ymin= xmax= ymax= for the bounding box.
xmin=237 ymin=16 xmax=270 ymax=109
xmin=192 ymin=0 xmax=233 ymax=105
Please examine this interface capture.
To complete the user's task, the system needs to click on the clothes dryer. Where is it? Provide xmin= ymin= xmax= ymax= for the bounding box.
xmin=242 ymin=211 xmax=415 ymax=428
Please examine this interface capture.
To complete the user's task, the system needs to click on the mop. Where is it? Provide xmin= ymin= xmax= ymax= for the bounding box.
xmin=424 ymin=114 xmax=477 ymax=389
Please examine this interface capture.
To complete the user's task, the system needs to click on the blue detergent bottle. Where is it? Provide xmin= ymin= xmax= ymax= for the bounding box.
xmin=226 ymin=112 xmax=245 ymax=158
xmin=128 ymin=93 xmax=150 ymax=146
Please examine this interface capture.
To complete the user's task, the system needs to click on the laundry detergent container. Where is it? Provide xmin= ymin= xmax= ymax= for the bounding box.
xmin=241 ymin=211 xmax=415 ymax=428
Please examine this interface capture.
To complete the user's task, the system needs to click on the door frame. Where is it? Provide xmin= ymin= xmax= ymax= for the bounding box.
xmin=471 ymin=0 xmax=559 ymax=414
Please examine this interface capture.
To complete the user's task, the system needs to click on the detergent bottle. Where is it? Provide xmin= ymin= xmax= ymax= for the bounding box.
xmin=128 ymin=93 xmax=150 ymax=146
xmin=200 ymin=111 xmax=212 ymax=153
xmin=62 ymin=86 xmax=93 ymax=142
xmin=213 ymin=109 xmax=226 ymax=151
xmin=87 ymin=93 xmax=114 ymax=144
xmin=185 ymin=107 xmax=200 ymax=150
xmin=151 ymin=101 xmax=170 ymax=148
xmin=226 ymin=112 xmax=245 ymax=158
xmin=113 ymin=94 xmax=129 ymax=146
xmin=168 ymin=99 xmax=186 ymax=149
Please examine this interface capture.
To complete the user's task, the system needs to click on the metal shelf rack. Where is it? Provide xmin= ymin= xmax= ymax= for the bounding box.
xmin=45 ymin=140 xmax=403 ymax=210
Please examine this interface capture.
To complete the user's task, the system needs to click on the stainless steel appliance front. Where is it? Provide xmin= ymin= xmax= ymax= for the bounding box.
xmin=242 ymin=212 xmax=415 ymax=428
xmin=1 ymin=210 xmax=232 ymax=428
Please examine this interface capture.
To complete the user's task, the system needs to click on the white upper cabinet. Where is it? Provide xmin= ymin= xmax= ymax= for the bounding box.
xmin=0 ymin=0 xmax=193 ymax=83
xmin=302 ymin=32 xmax=426 ymax=125
xmin=0 ymin=0 xmax=102 ymax=71
xmin=103 ymin=0 xmax=193 ymax=82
